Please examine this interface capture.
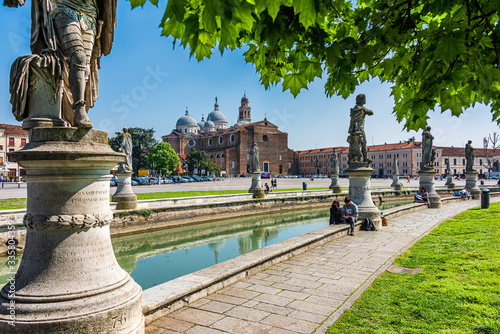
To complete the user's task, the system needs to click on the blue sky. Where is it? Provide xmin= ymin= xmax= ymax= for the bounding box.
xmin=1 ymin=1 xmax=498 ymax=151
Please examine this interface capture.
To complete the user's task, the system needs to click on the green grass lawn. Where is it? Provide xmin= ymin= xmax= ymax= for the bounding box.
xmin=327 ymin=202 xmax=500 ymax=334
xmin=0 ymin=198 xmax=27 ymax=210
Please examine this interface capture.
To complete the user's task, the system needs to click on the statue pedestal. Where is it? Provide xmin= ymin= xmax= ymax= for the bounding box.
xmin=249 ymin=172 xmax=265 ymax=198
xmin=390 ymin=174 xmax=403 ymax=190
xmin=329 ymin=174 xmax=342 ymax=193
xmin=0 ymin=128 xmax=144 ymax=333
xmin=446 ymin=174 xmax=455 ymax=189
xmin=112 ymin=171 xmax=138 ymax=210
xmin=346 ymin=166 xmax=381 ymax=229
xmin=465 ymin=171 xmax=481 ymax=198
xmin=418 ymin=170 xmax=442 ymax=208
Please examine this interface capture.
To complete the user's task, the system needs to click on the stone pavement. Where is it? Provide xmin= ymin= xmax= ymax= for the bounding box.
xmin=146 ymin=198 xmax=495 ymax=334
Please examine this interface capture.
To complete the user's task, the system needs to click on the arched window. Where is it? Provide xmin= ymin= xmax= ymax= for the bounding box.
xmin=216 ymin=154 xmax=220 ymax=159
xmin=208 ymin=138 xmax=212 ymax=146
xmin=218 ymin=136 xmax=223 ymax=145
xmin=263 ymin=135 xmax=268 ymax=142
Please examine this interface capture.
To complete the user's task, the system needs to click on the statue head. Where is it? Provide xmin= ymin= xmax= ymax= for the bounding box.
xmin=123 ymin=127 xmax=128 ymax=133
xmin=425 ymin=126 xmax=431 ymax=131
xmin=355 ymin=94 xmax=366 ymax=106
xmin=468 ymin=140 xmax=472 ymax=145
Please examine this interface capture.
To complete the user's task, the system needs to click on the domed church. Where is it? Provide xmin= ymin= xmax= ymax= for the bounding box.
xmin=162 ymin=94 xmax=296 ymax=176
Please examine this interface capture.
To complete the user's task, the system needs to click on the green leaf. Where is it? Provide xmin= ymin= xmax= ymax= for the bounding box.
xmin=357 ymin=45 xmax=373 ymax=66
xmin=283 ymin=73 xmax=308 ymax=97
xmin=299 ymin=60 xmax=322 ymax=82
xmin=233 ymin=2 xmax=255 ymax=32
xmin=326 ymin=43 xmax=342 ymax=67
xmin=435 ymin=31 xmax=466 ymax=62
xmin=129 ymin=0 xmax=146 ymax=8
xmin=165 ymin=0 xmax=186 ymax=21
xmin=293 ymin=0 xmax=316 ymax=30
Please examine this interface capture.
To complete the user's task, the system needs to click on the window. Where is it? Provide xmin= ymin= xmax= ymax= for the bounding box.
xmin=454 ymin=159 xmax=457 ymax=165
xmin=231 ymin=161 xmax=235 ymax=169
xmin=395 ymin=153 xmax=399 ymax=158
xmin=402 ymin=161 xmax=408 ymax=167
xmin=279 ymin=154 xmax=282 ymax=161
xmin=417 ymin=161 xmax=421 ymax=167
xmin=480 ymin=159 xmax=482 ymax=165
xmin=229 ymin=134 xmax=235 ymax=143
xmin=343 ymin=157 xmax=346 ymax=161
xmin=216 ymin=154 xmax=220 ymax=158
xmin=387 ymin=169 xmax=392 ymax=175
xmin=434 ymin=162 xmax=439 ymax=166
xmin=8 ymin=138 xmax=14 ymax=146
xmin=462 ymin=159 xmax=465 ymax=165
xmin=0 ymin=157 xmax=2 ymax=164
xmin=402 ymin=153 xmax=408 ymax=158
xmin=187 ymin=139 xmax=196 ymax=147
xmin=343 ymin=164 xmax=346 ymax=168
xmin=9 ymin=149 xmax=14 ymax=152
xmin=417 ymin=152 xmax=422 ymax=157
xmin=379 ymin=154 xmax=383 ymax=159
xmin=218 ymin=136 xmax=223 ymax=145
xmin=436 ymin=152 xmax=439 ymax=157
xmin=210 ymin=155 xmax=213 ymax=159
xmin=262 ymin=135 xmax=269 ymax=142
xmin=263 ymin=162 xmax=269 ymax=172
xmin=378 ymin=162 xmax=383 ymax=167
xmin=221 ymin=154 xmax=225 ymax=158
xmin=371 ymin=155 xmax=376 ymax=160
xmin=387 ymin=154 xmax=391 ymax=159
xmin=387 ymin=162 xmax=392 ymax=167
xmin=21 ymin=139 xmax=26 ymax=147
xmin=371 ymin=163 xmax=375 ymax=168
xmin=208 ymin=138 xmax=212 ymax=146
xmin=0 ymin=145 xmax=3 ymax=150
xmin=403 ymin=169 xmax=408 ymax=174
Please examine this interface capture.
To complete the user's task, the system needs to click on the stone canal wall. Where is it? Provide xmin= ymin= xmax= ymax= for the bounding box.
xmin=1 ymin=187 xmax=499 ymax=255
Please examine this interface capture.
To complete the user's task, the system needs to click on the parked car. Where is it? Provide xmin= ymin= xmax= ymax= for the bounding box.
xmin=261 ymin=172 xmax=271 ymax=179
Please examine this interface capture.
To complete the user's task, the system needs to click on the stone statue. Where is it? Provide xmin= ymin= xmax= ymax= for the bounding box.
xmin=421 ymin=126 xmax=434 ymax=170
xmin=393 ymin=155 xmax=399 ymax=175
xmin=118 ymin=128 xmax=133 ymax=173
xmin=252 ymin=143 xmax=260 ymax=172
xmin=347 ymin=94 xmax=373 ymax=165
xmin=5 ymin=0 xmax=117 ymax=128
xmin=330 ymin=149 xmax=339 ymax=175
xmin=446 ymin=158 xmax=451 ymax=175
xmin=465 ymin=140 xmax=475 ymax=172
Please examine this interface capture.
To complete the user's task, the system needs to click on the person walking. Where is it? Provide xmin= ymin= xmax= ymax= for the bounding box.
xmin=342 ymin=196 xmax=358 ymax=236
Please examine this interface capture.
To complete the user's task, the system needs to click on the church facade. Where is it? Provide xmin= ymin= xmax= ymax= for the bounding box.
xmin=162 ymin=94 xmax=296 ymax=175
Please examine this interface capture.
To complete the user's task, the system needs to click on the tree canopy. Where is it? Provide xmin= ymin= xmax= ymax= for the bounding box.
xmin=184 ymin=148 xmax=210 ymax=174
xmin=130 ymin=0 xmax=499 ymax=130
xmin=147 ymin=141 xmax=180 ymax=175
xmin=109 ymin=127 xmax=158 ymax=175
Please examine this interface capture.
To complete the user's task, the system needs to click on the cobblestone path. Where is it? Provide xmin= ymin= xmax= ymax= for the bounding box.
xmin=146 ymin=198 xmax=495 ymax=334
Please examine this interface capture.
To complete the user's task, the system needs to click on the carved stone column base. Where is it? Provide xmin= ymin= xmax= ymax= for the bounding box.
xmin=0 ymin=127 xmax=144 ymax=333
xmin=22 ymin=116 xmax=66 ymax=130
xmin=390 ymin=174 xmax=403 ymax=190
xmin=112 ymin=172 xmax=138 ymax=210
xmin=446 ymin=175 xmax=455 ymax=188
xmin=346 ymin=167 xmax=381 ymax=229
xmin=418 ymin=170 xmax=442 ymax=208
xmin=249 ymin=172 xmax=265 ymax=198
xmin=465 ymin=171 xmax=481 ymax=198
xmin=329 ymin=174 xmax=342 ymax=193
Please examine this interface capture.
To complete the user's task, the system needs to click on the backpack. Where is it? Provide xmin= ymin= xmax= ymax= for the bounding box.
xmin=363 ymin=218 xmax=376 ymax=231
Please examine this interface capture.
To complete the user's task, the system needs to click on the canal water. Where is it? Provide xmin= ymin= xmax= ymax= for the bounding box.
xmin=0 ymin=199 xmax=412 ymax=289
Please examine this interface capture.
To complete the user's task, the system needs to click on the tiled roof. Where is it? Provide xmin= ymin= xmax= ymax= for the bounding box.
xmin=296 ymin=146 xmax=347 ymax=155
xmin=439 ymin=146 xmax=490 ymax=157
xmin=0 ymin=123 xmax=28 ymax=136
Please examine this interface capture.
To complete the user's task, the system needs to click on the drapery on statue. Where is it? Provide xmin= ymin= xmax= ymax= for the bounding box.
xmin=393 ymin=155 xmax=399 ymax=175
xmin=330 ymin=149 xmax=339 ymax=175
xmin=347 ymin=94 xmax=373 ymax=165
xmin=421 ymin=126 xmax=434 ymax=170
xmin=251 ymin=143 xmax=260 ymax=172
xmin=4 ymin=0 xmax=117 ymax=128
xmin=118 ymin=127 xmax=133 ymax=173
xmin=465 ymin=140 xmax=475 ymax=172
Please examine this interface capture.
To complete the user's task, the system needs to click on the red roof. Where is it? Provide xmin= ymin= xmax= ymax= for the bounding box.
xmin=439 ymin=146 xmax=489 ymax=157
xmin=0 ymin=123 xmax=28 ymax=136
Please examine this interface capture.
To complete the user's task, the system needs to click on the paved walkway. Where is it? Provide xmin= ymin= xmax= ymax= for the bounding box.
xmin=146 ymin=198 xmax=495 ymax=334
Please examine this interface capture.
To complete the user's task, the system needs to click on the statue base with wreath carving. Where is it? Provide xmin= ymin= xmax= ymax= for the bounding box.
xmin=249 ymin=171 xmax=265 ymax=198
xmin=0 ymin=127 xmax=144 ymax=333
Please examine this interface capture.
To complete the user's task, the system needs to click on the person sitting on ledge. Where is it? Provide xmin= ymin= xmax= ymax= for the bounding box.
xmin=342 ymin=196 xmax=358 ymax=236
xmin=415 ymin=187 xmax=430 ymax=204
xmin=329 ymin=200 xmax=346 ymax=226
xmin=455 ymin=188 xmax=471 ymax=199
xmin=264 ymin=183 xmax=270 ymax=194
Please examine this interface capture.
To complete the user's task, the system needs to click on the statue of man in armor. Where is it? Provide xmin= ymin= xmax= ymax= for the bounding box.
xmin=5 ymin=0 xmax=117 ymax=128
xmin=348 ymin=94 xmax=373 ymax=164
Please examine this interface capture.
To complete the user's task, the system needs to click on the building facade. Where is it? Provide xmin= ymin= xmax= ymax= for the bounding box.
xmin=163 ymin=95 xmax=296 ymax=176
xmin=439 ymin=146 xmax=495 ymax=175
xmin=0 ymin=124 xmax=29 ymax=180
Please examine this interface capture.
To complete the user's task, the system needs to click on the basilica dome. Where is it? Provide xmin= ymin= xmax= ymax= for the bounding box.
xmin=176 ymin=110 xmax=197 ymax=127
